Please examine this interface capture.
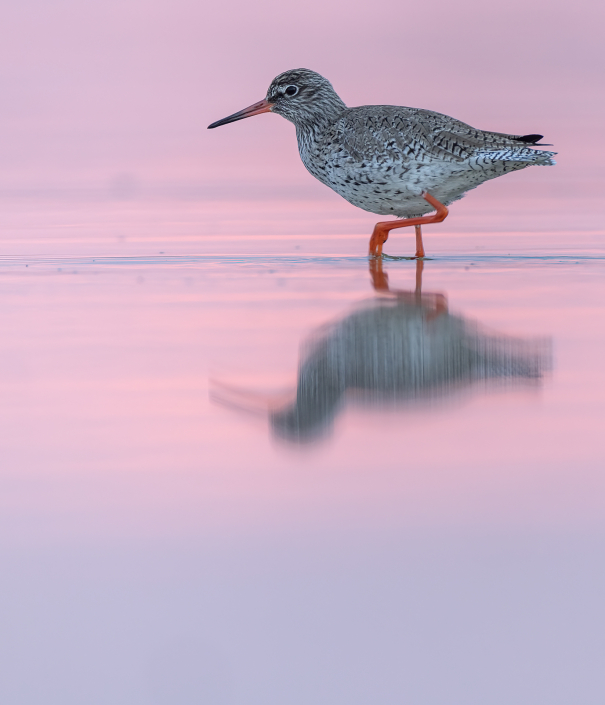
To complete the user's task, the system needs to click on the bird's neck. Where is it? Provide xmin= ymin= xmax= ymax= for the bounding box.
xmin=293 ymin=95 xmax=347 ymax=144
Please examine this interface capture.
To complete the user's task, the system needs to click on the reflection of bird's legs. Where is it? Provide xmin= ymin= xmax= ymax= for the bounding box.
xmin=369 ymin=257 xmax=448 ymax=318
xmin=369 ymin=192 xmax=449 ymax=258
xmin=370 ymin=257 xmax=424 ymax=295
xmin=414 ymin=258 xmax=424 ymax=295
xmin=369 ymin=257 xmax=390 ymax=291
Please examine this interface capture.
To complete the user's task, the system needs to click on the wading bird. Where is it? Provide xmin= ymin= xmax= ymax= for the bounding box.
xmin=208 ymin=69 xmax=555 ymax=258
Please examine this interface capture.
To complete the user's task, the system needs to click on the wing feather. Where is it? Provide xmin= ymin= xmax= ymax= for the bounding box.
xmin=329 ymin=106 xmax=552 ymax=165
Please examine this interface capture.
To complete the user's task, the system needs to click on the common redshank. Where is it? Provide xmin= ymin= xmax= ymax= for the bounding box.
xmin=208 ymin=69 xmax=556 ymax=258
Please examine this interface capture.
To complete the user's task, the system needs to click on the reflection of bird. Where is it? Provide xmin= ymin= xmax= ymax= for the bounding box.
xmin=211 ymin=261 xmax=551 ymax=444
xmin=208 ymin=69 xmax=556 ymax=258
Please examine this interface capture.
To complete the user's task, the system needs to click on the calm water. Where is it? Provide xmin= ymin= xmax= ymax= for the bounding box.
xmin=1 ymin=200 xmax=604 ymax=704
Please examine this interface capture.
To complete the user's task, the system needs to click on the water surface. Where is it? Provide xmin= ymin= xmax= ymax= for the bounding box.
xmin=1 ymin=200 xmax=604 ymax=704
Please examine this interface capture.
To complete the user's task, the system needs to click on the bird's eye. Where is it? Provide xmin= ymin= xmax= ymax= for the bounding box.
xmin=284 ymin=85 xmax=299 ymax=97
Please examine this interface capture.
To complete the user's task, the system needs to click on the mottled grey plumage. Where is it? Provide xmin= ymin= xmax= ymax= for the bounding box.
xmin=263 ymin=69 xmax=556 ymax=218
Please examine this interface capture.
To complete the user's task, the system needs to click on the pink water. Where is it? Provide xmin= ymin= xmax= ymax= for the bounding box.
xmin=0 ymin=195 xmax=604 ymax=704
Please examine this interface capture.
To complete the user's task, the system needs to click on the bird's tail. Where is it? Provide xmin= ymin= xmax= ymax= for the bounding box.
xmin=480 ymin=147 xmax=557 ymax=166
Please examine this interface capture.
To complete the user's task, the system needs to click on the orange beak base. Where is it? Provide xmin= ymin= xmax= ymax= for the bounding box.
xmin=207 ymin=99 xmax=273 ymax=129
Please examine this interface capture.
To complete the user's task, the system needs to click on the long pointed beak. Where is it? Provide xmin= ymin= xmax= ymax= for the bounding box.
xmin=207 ymin=99 xmax=273 ymax=129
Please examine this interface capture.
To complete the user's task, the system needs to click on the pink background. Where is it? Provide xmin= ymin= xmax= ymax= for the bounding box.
xmin=1 ymin=0 xmax=603 ymax=231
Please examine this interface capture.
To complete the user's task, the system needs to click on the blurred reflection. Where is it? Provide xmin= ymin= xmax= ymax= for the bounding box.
xmin=212 ymin=260 xmax=551 ymax=444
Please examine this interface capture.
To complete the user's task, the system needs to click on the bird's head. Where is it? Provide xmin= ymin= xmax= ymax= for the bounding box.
xmin=208 ymin=68 xmax=346 ymax=130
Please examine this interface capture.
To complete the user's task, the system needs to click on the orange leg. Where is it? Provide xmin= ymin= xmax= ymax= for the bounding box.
xmin=369 ymin=192 xmax=449 ymax=258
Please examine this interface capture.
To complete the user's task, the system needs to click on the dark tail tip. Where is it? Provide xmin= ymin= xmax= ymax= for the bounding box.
xmin=518 ymin=134 xmax=544 ymax=144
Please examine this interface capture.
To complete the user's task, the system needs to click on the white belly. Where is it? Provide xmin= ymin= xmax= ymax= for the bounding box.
xmin=320 ymin=158 xmax=523 ymax=218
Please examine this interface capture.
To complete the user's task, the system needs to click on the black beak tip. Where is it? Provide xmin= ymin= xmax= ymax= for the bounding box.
xmin=207 ymin=116 xmax=238 ymax=129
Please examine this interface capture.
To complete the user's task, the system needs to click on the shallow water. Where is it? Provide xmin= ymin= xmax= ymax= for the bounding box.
xmin=1 ymin=199 xmax=604 ymax=704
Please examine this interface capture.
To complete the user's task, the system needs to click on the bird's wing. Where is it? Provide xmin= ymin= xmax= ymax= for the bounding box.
xmin=332 ymin=106 xmax=548 ymax=164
